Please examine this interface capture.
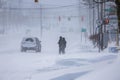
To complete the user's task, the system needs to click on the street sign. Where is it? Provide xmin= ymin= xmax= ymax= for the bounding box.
xmin=104 ymin=8 xmax=113 ymax=12
xmin=104 ymin=8 xmax=115 ymax=12
xmin=81 ymin=28 xmax=86 ymax=32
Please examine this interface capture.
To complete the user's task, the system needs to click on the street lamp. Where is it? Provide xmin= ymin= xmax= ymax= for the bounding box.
xmin=34 ymin=0 xmax=43 ymax=38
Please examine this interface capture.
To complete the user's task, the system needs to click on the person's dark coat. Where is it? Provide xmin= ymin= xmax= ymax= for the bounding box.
xmin=58 ymin=36 xmax=63 ymax=54
xmin=62 ymin=38 xmax=66 ymax=48
xmin=62 ymin=37 xmax=67 ymax=54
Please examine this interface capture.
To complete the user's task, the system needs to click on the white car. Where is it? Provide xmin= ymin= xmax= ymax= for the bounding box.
xmin=21 ymin=37 xmax=41 ymax=52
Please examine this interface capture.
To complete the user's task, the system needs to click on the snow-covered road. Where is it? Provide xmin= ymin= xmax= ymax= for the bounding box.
xmin=0 ymin=52 xmax=118 ymax=80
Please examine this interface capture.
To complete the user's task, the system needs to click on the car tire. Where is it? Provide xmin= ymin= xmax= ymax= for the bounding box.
xmin=38 ymin=47 xmax=41 ymax=52
xmin=35 ymin=46 xmax=41 ymax=52
xmin=38 ymin=45 xmax=41 ymax=52
xmin=21 ymin=48 xmax=26 ymax=52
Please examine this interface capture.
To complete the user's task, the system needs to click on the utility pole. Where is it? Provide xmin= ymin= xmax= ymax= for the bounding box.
xmin=0 ymin=0 xmax=5 ymax=34
xmin=88 ymin=0 xmax=92 ymax=35
xmin=34 ymin=0 xmax=42 ymax=38
xmin=93 ymin=0 xmax=106 ymax=51
xmin=93 ymin=0 xmax=95 ymax=35
xmin=115 ymin=0 xmax=120 ymax=46
xmin=40 ymin=5 xmax=43 ymax=38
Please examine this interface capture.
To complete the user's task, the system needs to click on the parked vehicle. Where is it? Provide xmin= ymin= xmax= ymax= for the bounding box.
xmin=21 ymin=37 xmax=41 ymax=52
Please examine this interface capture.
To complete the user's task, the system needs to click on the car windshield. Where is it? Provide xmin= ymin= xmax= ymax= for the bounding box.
xmin=25 ymin=38 xmax=34 ymax=42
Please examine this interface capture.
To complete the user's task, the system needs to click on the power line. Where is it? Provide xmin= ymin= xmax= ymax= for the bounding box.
xmin=0 ymin=3 xmax=89 ymax=10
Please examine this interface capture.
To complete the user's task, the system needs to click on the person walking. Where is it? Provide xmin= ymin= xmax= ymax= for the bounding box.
xmin=58 ymin=36 xmax=67 ymax=54
xmin=62 ymin=37 xmax=67 ymax=54
xmin=58 ymin=36 xmax=63 ymax=54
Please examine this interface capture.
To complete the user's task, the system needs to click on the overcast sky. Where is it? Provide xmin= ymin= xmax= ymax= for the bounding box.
xmin=3 ymin=0 xmax=84 ymax=8
xmin=40 ymin=0 xmax=80 ymax=6
xmin=9 ymin=0 xmax=82 ymax=6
